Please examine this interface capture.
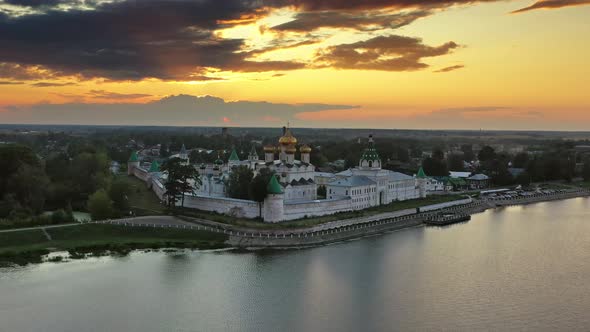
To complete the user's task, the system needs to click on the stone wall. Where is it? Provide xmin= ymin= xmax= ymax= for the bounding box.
xmin=182 ymin=195 xmax=261 ymax=219
xmin=283 ymin=198 xmax=352 ymax=220
xmin=132 ymin=167 xmax=149 ymax=182
xmin=418 ymin=198 xmax=473 ymax=212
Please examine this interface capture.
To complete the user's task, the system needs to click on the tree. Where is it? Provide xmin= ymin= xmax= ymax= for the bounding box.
xmin=161 ymin=157 xmax=201 ymax=208
xmin=87 ymin=189 xmax=114 ymax=220
xmin=248 ymin=168 xmax=274 ymax=217
xmin=516 ymin=171 xmax=532 ymax=187
xmin=447 ymin=153 xmax=464 ymax=171
xmin=7 ymin=163 xmax=49 ymax=213
xmin=432 ymin=148 xmax=445 ymax=161
xmin=478 ymin=146 xmax=496 ymax=162
xmin=512 ymin=152 xmax=529 ymax=168
xmin=583 ymin=158 xmax=590 ymax=182
xmin=109 ymin=178 xmax=131 ymax=214
xmin=461 ymin=144 xmax=475 ymax=162
xmin=227 ymin=165 xmax=254 ymax=199
xmin=422 ymin=157 xmax=448 ymax=177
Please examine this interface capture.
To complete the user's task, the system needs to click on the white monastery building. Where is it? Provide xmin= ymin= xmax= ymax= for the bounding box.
xmin=128 ymin=128 xmax=436 ymax=222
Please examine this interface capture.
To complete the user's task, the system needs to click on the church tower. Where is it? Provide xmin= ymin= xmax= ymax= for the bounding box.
xmin=359 ymin=135 xmax=381 ymax=169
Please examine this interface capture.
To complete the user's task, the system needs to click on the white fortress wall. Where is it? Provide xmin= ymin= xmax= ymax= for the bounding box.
xmin=419 ymin=198 xmax=473 ymax=212
xmin=132 ymin=167 xmax=149 ymax=181
xmin=182 ymin=195 xmax=260 ymax=219
xmin=283 ymin=198 xmax=352 ymax=220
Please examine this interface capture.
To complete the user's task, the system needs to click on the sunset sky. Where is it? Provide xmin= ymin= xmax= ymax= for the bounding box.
xmin=0 ymin=0 xmax=589 ymax=130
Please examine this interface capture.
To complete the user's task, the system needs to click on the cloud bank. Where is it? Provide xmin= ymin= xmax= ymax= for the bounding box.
xmin=0 ymin=94 xmax=359 ymax=126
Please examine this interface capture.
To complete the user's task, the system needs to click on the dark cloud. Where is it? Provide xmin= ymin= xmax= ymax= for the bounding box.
xmin=2 ymin=0 xmax=64 ymax=7
xmin=0 ymin=94 xmax=359 ymax=125
xmin=86 ymin=89 xmax=152 ymax=100
xmin=511 ymin=0 xmax=590 ymax=13
xmin=434 ymin=64 xmax=464 ymax=72
xmin=1 ymin=0 xmax=574 ymax=82
xmin=31 ymin=81 xmax=77 ymax=87
xmin=0 ymin=80 xmax=24 ymax=84
xmin=0 ymin=0 xmax=289 ymax=81
xmin=266 ymin=0 xmax=498 ymax=11
xmin=314 ymin=35 xmax=458 ymax=71
xmin=270 ymin=10 xmax=430 ymax=32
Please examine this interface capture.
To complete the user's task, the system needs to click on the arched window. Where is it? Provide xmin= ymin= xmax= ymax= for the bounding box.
xmin=368 ymin=161 xmax=372 ymax=167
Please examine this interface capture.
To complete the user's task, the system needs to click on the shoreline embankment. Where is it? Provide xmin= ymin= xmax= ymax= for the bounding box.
xmin=225 ymin=189 xmax=589 ymax=248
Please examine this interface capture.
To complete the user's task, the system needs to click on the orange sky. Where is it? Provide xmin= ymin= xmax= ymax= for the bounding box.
xmin=0 ymin=0 xmax=589 ymax=130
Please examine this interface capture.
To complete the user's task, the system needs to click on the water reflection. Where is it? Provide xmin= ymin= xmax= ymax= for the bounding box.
xmin=1 ymin=197 xmax=589 ymax=331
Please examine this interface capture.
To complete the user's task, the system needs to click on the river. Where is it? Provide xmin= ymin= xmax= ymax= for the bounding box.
xmin=1 ymin=198 xmax=590 ymax=331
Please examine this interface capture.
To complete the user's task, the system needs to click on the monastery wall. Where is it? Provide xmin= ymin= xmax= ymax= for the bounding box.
xmin=182 ymin=195 xmax=260 ymax=219
xmin=283 ymin=198 xmax=352 ymax=221
xmin=132 ymin=167 xmax=149 ymax=182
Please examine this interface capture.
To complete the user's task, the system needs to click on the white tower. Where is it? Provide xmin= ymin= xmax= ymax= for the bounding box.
xmin=263 ymin=175 xmax=285 ymax=222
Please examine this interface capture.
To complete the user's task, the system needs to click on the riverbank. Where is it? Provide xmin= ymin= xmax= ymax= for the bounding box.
xmin=2 ymin=189 xmax=587 ymax=265
xmin=223 ymin=189 xmax=588 ymax=249
xmin=0 ymin=223 xmax=228 ymax=266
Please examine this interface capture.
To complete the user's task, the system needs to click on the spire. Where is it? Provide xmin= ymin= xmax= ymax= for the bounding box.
xmin=417 ymin=166 xmax=427 ymax=178
xmin=128 ymin=151 xmax=139 ymax=162
xmin=249 ymin=145 xmax=258 ymax=157
xmin=228 ymin=148 xmax=240 ymax=161
xmin=180 ymin=143 xmax=187 ymax=155
xmin=267 ymin=175 xmax=283 ymax=194
xmin=148 ymin=160 xmax=160 ymax=172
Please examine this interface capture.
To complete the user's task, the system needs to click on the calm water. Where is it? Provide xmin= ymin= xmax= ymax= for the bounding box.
xmin=2 ymin=198 xmax=590 ymax=332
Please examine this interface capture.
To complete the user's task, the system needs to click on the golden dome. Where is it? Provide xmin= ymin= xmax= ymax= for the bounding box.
xmin=279 ymin=128 xmax=297 ymax=145
xmin=285 ymin=146 xmax=297 ymax=154
xmin=299 ymin=144 xmax=311 ymax=153
xmin=263 ymin=145 xmax=276 ymax=153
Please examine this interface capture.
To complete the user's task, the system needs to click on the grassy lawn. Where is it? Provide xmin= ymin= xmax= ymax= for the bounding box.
xmin=179 ymin=194 xmax=467 ymax=230
xmin=116 ymin=175 xmax=166 ymax=215
xmin=0 ymin=224 xmax=228 ymax=265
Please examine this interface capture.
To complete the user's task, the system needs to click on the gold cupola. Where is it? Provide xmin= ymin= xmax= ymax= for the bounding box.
xmin=279 ymin=128 xmax=297 ymax=145
xmin=299 ymin=144 xmax=311 ymax=153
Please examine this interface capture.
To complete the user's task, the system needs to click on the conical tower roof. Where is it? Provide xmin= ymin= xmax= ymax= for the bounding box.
xmin=128 ymin=151 xmax=139 ymax=162
xmin=267 ymin=175 xmax=283 ymax=194
xmin=228 ymin=148 xmax=240 ymax=161
xmin=149 ymin=160 xmax=160 ymax=172
xmin=180 ymin=143 xmax=187 ymax=155
xmin=417 ymin=166 xmax=427 ymax=178
xmin=249 ymin=145 xmax=258 ymax=157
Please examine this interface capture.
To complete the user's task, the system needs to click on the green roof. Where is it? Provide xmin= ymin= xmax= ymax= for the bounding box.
xmin=417 ymin=167 xmax=427 ymax=178
xmin=148 ymin=160 xmax=160 ymax=172
xmin=228 ymin=148 xmax=240 ymax=161
xmin=128 ymin=151 xmax=139 ymax=162
xmin=360 ymin=147 xmax=381 ymax=162
xmin=267 ymin=175 xmax=283 ymax=194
